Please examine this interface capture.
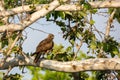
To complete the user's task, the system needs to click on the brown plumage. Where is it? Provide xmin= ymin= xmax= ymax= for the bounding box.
xmin=32 ymin=34 xmax=54 ymax=63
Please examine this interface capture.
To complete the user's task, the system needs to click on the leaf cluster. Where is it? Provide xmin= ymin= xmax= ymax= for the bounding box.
xmin=0 ymin=31 xmax=24 ymax=55
xmin=47 ymin=44 xmax=74 ymax=61
xmin=4 ymin=0 xmax=53 ymax=9
xmin=3 ymin=73 xmax=22 ymax=80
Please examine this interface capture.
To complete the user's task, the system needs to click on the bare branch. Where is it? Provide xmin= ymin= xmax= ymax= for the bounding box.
xmin=0 ymin=1 xmax=119 ymax=32
xmin=0 ymin=0 xmax=60 ymax=32
xmin=105 ymin=9 xmax=116 ymax=38
xmin=1 ymin=56 xmax=120 ymax=72
xmin=6 ymin=32 xmax=21 ymax=55
xmin=0 ymin=0 xmax=4 ymax=11
xmin=0 ymin=1 xmax=120 ymax=17
xmin=89 ymin=1 xmax=120 ymax=8
xmin=0 ymin=0 xmax=9 ymax=24
xmin=29 ymin=27 xmax=49 ymax=34
xmin=21 ymin=0 xmax=61 ymax=27
xmin=3 ymin=66 xmax=12 ymax=78
xmin=73 ymin=40 xmax=83 ymax=60
xmin=0 ymin=24 xmax=23 ymax=32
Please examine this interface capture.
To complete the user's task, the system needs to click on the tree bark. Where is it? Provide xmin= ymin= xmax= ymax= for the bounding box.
xmin=1 ymin=56 xmax=120 ymax=72
xmin=0 ymin=1 xmax=120 ymax=32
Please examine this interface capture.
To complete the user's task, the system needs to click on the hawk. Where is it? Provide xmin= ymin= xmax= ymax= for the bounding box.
xmin=32 ymin=34 xmax=54 ymax=63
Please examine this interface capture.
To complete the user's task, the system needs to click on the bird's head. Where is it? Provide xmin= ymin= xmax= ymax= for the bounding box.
xmin=48 ymin=34 xmax=54 ymax=40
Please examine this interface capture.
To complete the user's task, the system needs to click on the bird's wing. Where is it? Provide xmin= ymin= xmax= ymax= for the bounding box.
xmin=36 ymin=38 xmax=49 ymax=51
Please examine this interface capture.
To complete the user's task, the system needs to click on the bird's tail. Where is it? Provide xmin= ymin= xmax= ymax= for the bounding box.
xmin=31 ymin=52 xmax=42 ymax=63
xmin=31 ymin=52 xmax=37 ymax=56
xmin=34 ymin=53 xmax=41 ymax=63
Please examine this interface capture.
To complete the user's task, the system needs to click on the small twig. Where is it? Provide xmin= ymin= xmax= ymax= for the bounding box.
xmin=90 ymin=12 xmax=93 ymax=31
xmin=3 ymin=66 xmax=12 ymax=78
xmin=22 ymin=66 xmax=27 ymax=73
xmin=96 ymin=12 xmax=108 ymax=17
xmin=21 ymin=51 xmax=30 ymax=63
xmin=73 ymin=40 xmax=83 ymax=60
xmin=85 ymin=15 xmax=104 ymax=40
xmin=105 ymin=9 xmax=116 ymax=38
xmin=6 ymin=32 xmax=22 ymax=55
xmin=29 ymin=27 xmax=50 ymax=34
xmin=35 ymin=21 xmax=51 ymax=25
xmin=112 ymin=71 xmax=120 ymax=80
xmin=93 ymin=25 xmax=105 ymax=39
xmin=76 ymin=40 xmax=83 ymax=55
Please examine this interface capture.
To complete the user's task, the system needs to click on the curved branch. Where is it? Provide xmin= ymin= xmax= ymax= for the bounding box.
xmin=0 ymin=1 xmax=120 ymax=17
xmin=0 ymin=56 xmax=120 ymax=72
xmin=89 ymin=0 xmax=120 ymax=8
xmin=39 ymin=58 xmax=120 ymax=72
xmin=0 ymin=1 xmax=120 ymax=32
xmin=21 ymin=0 xmax=61 ymax=28
xmin=105 ymin=9 xmax=116 ymax=38
xmin=0 ymin=0 xmax=62 ymax=32
xmin=0 ymin=24 xmax=23 ymax=32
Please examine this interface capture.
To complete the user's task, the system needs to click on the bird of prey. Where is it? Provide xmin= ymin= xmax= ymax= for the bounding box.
xmin=31 ymin=34 xmax=54 ymax=63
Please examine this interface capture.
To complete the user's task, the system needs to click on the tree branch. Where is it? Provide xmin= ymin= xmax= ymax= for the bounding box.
xmin=0 ymin=0 xmax=62 ymax=32
xmin=0 ymin=1 xmax=120 ymax=17
xmin=6 ymin=32 xmax=21 ymax=55
xmin=105 ymin=9 xmax=116 ymax=38
xmin=0 ymin=1 xmax=120 ymax=32
xmin=0 ymin=24 xmax=23 ymax=32
xmin=1 ymin=56 xmax=120 ymax=72
xmin=21 ymin=0 xmax=61 ymax=28
xmin=89 ymin=0 xmax=120 ymax=8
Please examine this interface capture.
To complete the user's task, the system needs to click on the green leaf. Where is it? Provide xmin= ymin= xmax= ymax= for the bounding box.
xmin=90 ymin=9 xmax=98 ymax=14
xmin=79 ymin=11 xmax=87 ymax=18
xmin=46 ymin=13 xmax=51 ymax=20
xmin=65 ymin=11 xmax=72 ymax=16
xmin=90 ymin=20 xmax=95 ymax=25
xmin=59 ymin=12 xmax=65 ymax=19
xmin=0 ymin=20 xmax=4 ymax=26
xmin=83 ymin=3 xmax=91 ymax=10
xmin=90 ymin=41 xmax=96 ymax=50
xmin=2 ymin=39 xmax=8 ymax=48
xmin=103 ymin=43 xmax=110 ymax=52
xmin=69 ymin=39 xmax=75 ymax=45
xmin=111 ymin=46 xmax=119 ymax=54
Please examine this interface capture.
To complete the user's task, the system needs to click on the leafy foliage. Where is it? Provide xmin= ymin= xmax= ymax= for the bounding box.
xmin=48 ymin=44 xmax=74 ymax=61
xmin=27 ymin=44 xmax=90 ymax=80
xmin=0 ymin=32 xmax=23 ymax=55
xmin=39 ymin=70 xmax=71 ymax=80
xmin=1 ymin=0 xmax=120 ymax=80
xmin=3 ymin=73 xmax=22 ymax=80
xmin=27 ymin=66 xmax=41 ymax=80
xmin=4 ymin=0 xmax=53 ymax=9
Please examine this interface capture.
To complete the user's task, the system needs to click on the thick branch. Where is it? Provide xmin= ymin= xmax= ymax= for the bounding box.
xmin=89 ymin=0 xmax=120 ymax=8
xmin=0 ymin=56 xmax=120 ymax=72
xmin=0 ymin=24 xmax=23 ymax=32
xmin=0 ymin=0 xmax=62 ymax=32
xmin=39 ymin=58 xmax=120 ymax=72
xmin=0 ymin=1 xmax=120 ymax=32
xmin=0 ymin=1 xmax=120 ymax=17
xmin=21 ymin=0 xmax=61 ymax=28
xmin=0 ymin=0 xmax=4 ymax=11
xmin=0 ymin=0 xmax=120 ymax=33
